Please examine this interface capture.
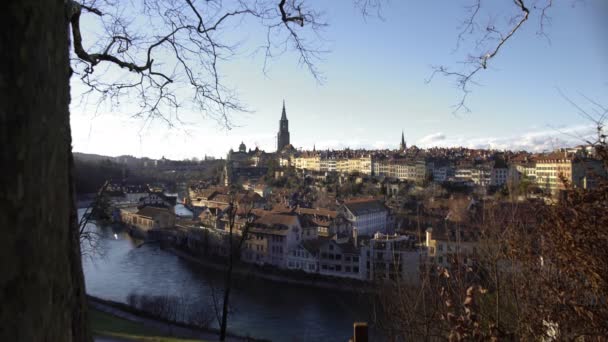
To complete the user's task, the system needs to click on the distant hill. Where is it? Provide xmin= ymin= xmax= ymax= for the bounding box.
xmin=73 ymin=152 xmax=117 ymax=163
xmin=72 ymin=152 xmax=224 ymax=194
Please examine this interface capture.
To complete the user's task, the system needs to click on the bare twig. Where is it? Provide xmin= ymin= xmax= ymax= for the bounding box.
xmin=432 ymin=0 xmax=533 ymax=113
xmin=68 ymin=0 xmax=330 ymax=127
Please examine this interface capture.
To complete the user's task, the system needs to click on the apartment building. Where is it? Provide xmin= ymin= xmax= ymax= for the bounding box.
xmin=119 ymin=206 xmax=176 ymax=232
xmin=317 ymin=237 xmax=365 ymax=280
xmin=425 ymin=225 xmax=478 ymax=269
xmin=535 ymin=152 xmax=605 ymax=194
xmin=373 ymin=158 xmax=428 ymax=182
xmin=341 ymin=198 xmax=389 ymax=236
xmin=242 ymin=213 xmax=302 ymax=268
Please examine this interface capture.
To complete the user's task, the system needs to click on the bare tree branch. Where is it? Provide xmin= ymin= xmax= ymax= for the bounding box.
xmin=432 ymin=0 xmax=536 ymax=113
xmin=68 ymin=0 xmax=331 ymax=128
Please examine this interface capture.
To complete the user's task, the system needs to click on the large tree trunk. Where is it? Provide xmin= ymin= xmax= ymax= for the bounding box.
xmin=0 ymin=1 xmax=91 ymax=341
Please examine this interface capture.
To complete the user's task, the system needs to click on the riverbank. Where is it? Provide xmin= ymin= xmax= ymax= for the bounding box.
xmin=166 ymin=247 xmax=375 ymax=294
xmin=118 ymin=221 xmax=376 ymax=293
xmin=88 ymin=296 xmax=266 ymax=342
xmin=82 ymin=208 xmax=375 ymax=341
xmin=91 ymin=308 xmax=200 ymax=342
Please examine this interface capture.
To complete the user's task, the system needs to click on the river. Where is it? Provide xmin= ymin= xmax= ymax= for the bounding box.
xmin=81 ymin=209 xmax=377 ymax=341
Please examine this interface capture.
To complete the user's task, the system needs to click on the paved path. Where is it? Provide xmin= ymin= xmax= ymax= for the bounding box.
xmin=90 ymin=298 xmax=258 ymax=341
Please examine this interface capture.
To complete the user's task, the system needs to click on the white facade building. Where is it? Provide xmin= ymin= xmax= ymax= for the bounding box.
xmin=242 ymin=213 xmax=302 ymax=268
xmin=491 ymin=167 xmax=509 ymax=186
xmin=286 ymin=243 xmax=318 ymax=273
xmin=317 ymin=238 xmax=366 ymax=280
xmin=432 ymin=165 xmax=453 ymax=183
xmin=341 ymin=199 xmax=389 ymax=236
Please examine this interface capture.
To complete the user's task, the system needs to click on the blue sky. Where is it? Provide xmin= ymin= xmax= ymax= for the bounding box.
xmin=70 ymin=0 xmax=607 ymax=159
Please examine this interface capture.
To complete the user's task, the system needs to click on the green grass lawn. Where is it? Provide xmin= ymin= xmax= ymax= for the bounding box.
xmin=90 ymin=309 xmax=205 ymax=342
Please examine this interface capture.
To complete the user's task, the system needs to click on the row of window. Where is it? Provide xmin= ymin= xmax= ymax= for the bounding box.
xmin=429 ymin=256 xmax=472 ymax=265
xmin=320 ymin=252 xmax=341 ymax=260
xmin=537 ymin=165 xmax=570 ymax=170
xmin=537 ymin=172 xmax=570 ymax=177
xmin=131 ymin=216 xmax=154 ymax=227
xmin=270 ymin=235 xmax=284 ymax=242
xmin=432 ymin=244 xmax=477 ymax=254
xmin=292 ymin=250 xmax=309 ymax=258
xmin=375 ymin=252 xmax=402 ymax=262
xmin=320 ymin=264 xmax=360 ymax=273
xmin=288 ymin=261 xmax=316 ymax=271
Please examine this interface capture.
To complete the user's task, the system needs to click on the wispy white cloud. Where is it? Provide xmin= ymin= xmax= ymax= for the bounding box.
xmin=308 ymin=125 xmax=596 ymax=153
xmin=311 ymin=139 xmax=391 ymax=151
xmin=415 ymin=124 xmax=597 ymax=152
xmin=418 ymin=132 xmax=446 ymax=145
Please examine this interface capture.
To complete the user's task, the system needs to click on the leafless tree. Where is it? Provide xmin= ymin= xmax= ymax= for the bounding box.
xmin=66 ymin=0 xmax=575 ymax=124
xmin=557 ymin=90 xmax=608 ymax=162
xmin=66 ymin=0 xmax=328 ymax=128
xmin=3 ymin=1 xmax=599 ymax=340
xmin=209 ymin=194 xmax=254 ymax=341
xmin=378 ymin=132 xmax=608 ymax=340
xmin=79 ymin=181 xmax=110 ymax=259
xmin=428 ymin=0 xmax=562 ymax=113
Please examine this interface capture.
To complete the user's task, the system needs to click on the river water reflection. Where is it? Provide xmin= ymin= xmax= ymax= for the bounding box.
xmin=81 ymin=209 xmax=376 ymax=341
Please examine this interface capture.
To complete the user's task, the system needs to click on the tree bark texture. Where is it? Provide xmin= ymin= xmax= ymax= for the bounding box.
xmin=0 ymin=1 xmax=91 ymax=341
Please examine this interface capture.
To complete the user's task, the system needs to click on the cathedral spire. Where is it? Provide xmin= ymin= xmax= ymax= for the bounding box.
xmin=277 ymin=100 xmax=290 ymax=151
xmin=400 ymin=130 xmax=407 ymax=151
xmin=281 ymin=100 xmax=287 ymax=120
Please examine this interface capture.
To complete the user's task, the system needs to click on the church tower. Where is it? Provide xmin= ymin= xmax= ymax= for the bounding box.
xmin=399 ymin=130 xmax=407 ymax=152
xmin=277 ymin=100 xmax=290 ymax=151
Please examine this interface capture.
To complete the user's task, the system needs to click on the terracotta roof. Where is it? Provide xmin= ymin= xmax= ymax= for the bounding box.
xmin=195 ymin=187 xmax=224 ymax=200
xmin=536 ymin=152 xmax=578 ymax=162
xmin=302 ymin=237 xmax=359 ymax=254
xmin=254 ymin=213 xmax=299 ymax=228
xmin=235 ymin=191 xmax=264 ymax=203
xmin=272 ymin=206 xmax=338 ymax=219
xmin=296 ymin=207 xmax=337 ymax=218
xmin=211 ymin=193 xmax=231 ymax=203
xmin=428 ymin=222 xmax=479 ymax=242
xmin=343 ymin=198 xmax=387 ymax=216
xmin=136 ymin=206 xmax=173 ymax=219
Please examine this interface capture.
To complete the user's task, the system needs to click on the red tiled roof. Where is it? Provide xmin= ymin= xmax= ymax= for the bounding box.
xmin=254 ymin=213 xmax=299 ymax=228
xmin=343 ymin=198 xmax=387 ymax=216
xmin=136 ymin=206 xmax=173 ymax=219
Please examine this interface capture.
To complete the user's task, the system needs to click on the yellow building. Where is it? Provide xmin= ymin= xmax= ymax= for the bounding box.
xmin=294 ymin=152 xmax=372 ymax=175
xmin=535 ymin=152 xmax=605 ymax=195
xmin=294 ymin=153 xmax=321 ymax=171
xmin=120 ymin=206 xmax=176 ymax=231
xmin=336 ymin=158 xmax=350 ymax=173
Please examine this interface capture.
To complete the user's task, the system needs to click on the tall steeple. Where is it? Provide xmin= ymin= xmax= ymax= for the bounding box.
xmin=400 ymin=130 xmax=407 ymax=152
xmin=281 ymin=99 xmax=287 ymax=120
xmin=277 ymin=100 xmax=290 ymax=151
